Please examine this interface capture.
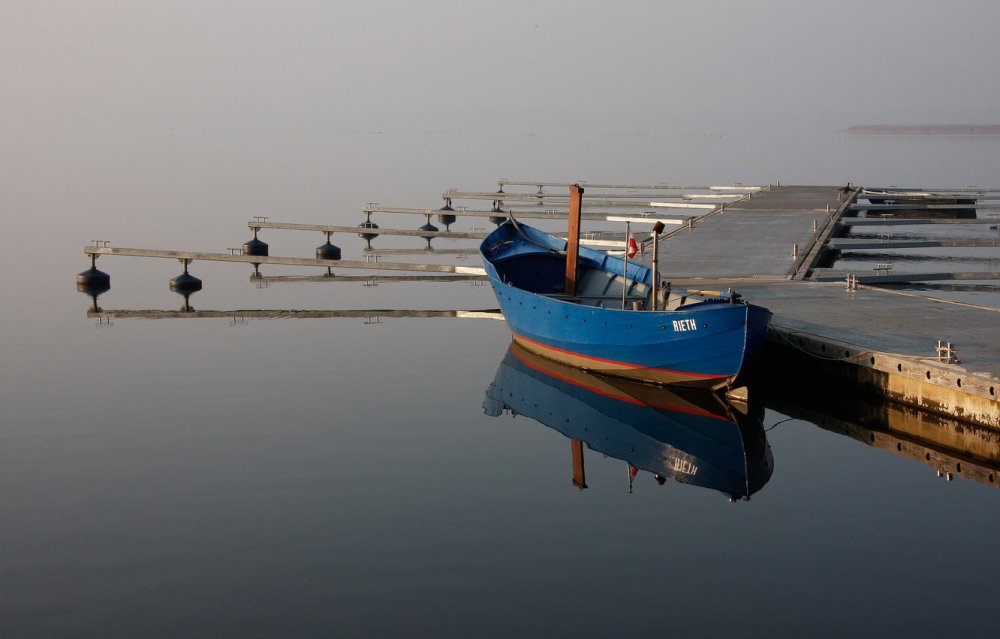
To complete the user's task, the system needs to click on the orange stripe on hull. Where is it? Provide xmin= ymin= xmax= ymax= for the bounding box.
xmin=511 ymin=333 xmax=732 ymax=389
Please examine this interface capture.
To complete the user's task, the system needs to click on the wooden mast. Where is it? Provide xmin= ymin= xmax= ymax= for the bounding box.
xmin=565 ymin=184 xmax=584 ymax=296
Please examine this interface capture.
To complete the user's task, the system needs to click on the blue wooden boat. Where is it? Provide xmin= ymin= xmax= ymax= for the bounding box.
xmin=483 ymin=341 xmax=773 ymax=499
xmin=479 ymin=217 xmax=772 ymax=390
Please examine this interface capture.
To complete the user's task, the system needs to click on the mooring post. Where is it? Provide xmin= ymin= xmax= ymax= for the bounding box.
xmin=565 ymin=183 xmax=584 ymax=297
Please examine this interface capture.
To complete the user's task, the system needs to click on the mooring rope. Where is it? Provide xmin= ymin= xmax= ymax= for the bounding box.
xmin=769 ymin=327 xmax=862 ymax=361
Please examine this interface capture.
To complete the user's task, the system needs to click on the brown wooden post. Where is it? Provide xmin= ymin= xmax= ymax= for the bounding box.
xmin=571 ymin=439 xmax=588 ymax=489
xmin=565 ymin=184 xmax=584 ymax=296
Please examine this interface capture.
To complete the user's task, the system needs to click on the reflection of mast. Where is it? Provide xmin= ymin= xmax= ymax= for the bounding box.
xmin=627 ymin=464 xmax=638 ymax=494
xmin=571 ymin=439 xmax=587 ymax=490
xmin=484 ymin=340 xmax=773 ymax=498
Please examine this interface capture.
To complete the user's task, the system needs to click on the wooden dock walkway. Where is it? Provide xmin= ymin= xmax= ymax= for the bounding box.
xmin=849 ymin=203 xmax=1000 ymax=211
xmin=495 ymin=180 xmax=765 ymax=192
xmin=361 ymin=206 xmax=692 ymax=224
xmin=79 ymin=181 xmax=999 ymax=429
xmin=247 ymin=220 xmax=486 ymax=240
xmin=441 ymin=192 xmax=719 ymax=209
xmin=88 ymin=308 xmax=502 ymax=320
xmin=638 ymin=185 xmax=851 ymax=279
xmin=83 ymin=246 xmax=487 ymax=275
xmin=581 ymin=184 xmax=999 ymax=428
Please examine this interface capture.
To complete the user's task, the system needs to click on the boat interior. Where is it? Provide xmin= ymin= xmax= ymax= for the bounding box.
xmin=493 ymin=251 xmax=706 ymax=311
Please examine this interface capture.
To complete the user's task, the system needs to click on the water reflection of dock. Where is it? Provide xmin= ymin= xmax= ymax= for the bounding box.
xmin=766 ymin=388 xmax=1000 ymax=490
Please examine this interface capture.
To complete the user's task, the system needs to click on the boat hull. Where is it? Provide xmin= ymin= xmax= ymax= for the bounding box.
xmin=481 ymin=222 xmax=771 ymax=389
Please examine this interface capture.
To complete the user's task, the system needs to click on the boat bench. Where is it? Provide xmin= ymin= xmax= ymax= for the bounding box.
xmin=548 ymin=269 xmax=650 ymax=308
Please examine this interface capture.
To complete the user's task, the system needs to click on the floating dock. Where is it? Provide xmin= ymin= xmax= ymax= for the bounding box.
xmin=79 ymin=182 xmax=1000 ymax=429
xmin=82 ymin=246 xmax=487 ymax=275
xmin=600 ymin=183 xmax=1000 ymax=428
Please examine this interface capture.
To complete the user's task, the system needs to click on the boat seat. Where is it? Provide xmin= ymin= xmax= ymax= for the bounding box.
xmin=554 ymin=268 xmax=649 ymax=308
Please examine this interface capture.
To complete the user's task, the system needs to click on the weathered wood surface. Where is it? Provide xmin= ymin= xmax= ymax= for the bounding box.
xmin=88 ymin=308 xmax=503 ymax=320
xmin=248 ymin=221 xmax=486 ymax=239
xmin=447 ymin=190 xmax=740 ymax=201
xmin=83 ymin=246 xmax=487 ymax=275
xmin=249 ymin=274 xmax=486 ymax=283
xmin=441 ymin=192 xmax=719 ymax=208
xmin=495 ymin=180 xmax=764 ymax=191
xmin=826 ymin=238 xmax=999 ymax=250
xmin=839 ymin=218 xmax=998 ymax=226
xmin=849 ymin=203 xmax=1000 ymax=211
xmin=361 ymin=206 xmax=691 ymax=224
xmin=809 ymin=270 xmax=1000 ymax=283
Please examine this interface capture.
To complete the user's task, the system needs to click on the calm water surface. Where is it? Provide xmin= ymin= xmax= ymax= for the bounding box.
xmin=3 ymin=128 xmax=999 ymax=637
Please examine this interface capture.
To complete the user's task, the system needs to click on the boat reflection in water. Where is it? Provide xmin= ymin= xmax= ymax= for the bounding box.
xmin=483 ymin=341 xmax=774 ymax=500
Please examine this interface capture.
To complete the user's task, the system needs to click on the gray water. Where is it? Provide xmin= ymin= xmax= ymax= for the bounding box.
xmin=4 ymin=113 xmax=1000 ymax=638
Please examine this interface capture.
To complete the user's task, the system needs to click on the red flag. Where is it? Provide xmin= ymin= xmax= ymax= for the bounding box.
xmin=627 ymin=235 xmax=639 ymax=258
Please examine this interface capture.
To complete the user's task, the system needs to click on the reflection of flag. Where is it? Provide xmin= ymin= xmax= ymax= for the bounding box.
xmin=627 ymin=235 xmax=639 ymax=258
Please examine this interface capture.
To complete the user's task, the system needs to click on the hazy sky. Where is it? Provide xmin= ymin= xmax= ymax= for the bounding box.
xmin=3 ymin=0 xmax=999 ymax=263
xmin=5 ymin=0 xmax=999 ymax=133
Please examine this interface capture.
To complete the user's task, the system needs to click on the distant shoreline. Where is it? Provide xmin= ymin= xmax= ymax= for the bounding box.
xmin=846 ymin=125 xmax=1000 ymax=135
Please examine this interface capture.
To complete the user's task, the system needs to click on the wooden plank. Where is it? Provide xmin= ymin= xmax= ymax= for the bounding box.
xmin=88 ymin=308 xmax=503 ymax=320
xmin=250 ymin=274 xmax=486 ymax=283
xmin=863 ymin=186 xmax=1000 ymax=193
xmin=443 ymin=192 xmax=718 ymax=208
xmin=248 ymin=221 xmax=486 ymax=239
xmin=809 ymin=269 xmax=1000 ymax=283
xmin=362 ymin=206 xmax=693 ymax=223
xmin=496 ymin=180 xmax=764 ymax=191
xmin=449 ymin=190 xmax=739 ymax=200
xmin=363 ymin=247 xmax=479 ymax=257
xmin=839 ymin=218 xmax=999 ymax=226
xmin=83 ymin=246 xmax=487 ymax=275
xmin=849 ymin=203 xmax=1000 ymax=211
xmin=826 ymin=238 xmax=1000 ymax=250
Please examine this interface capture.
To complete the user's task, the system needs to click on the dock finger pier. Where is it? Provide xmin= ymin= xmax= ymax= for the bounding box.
xmin=79 ymin=180 xmax=1000 ymax=430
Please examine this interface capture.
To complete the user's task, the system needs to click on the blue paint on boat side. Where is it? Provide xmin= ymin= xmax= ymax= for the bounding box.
xmin=483 ymin=342 xmax=774 ymax=498
xmin=480 ymin=221 xmax=772 ymax=388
